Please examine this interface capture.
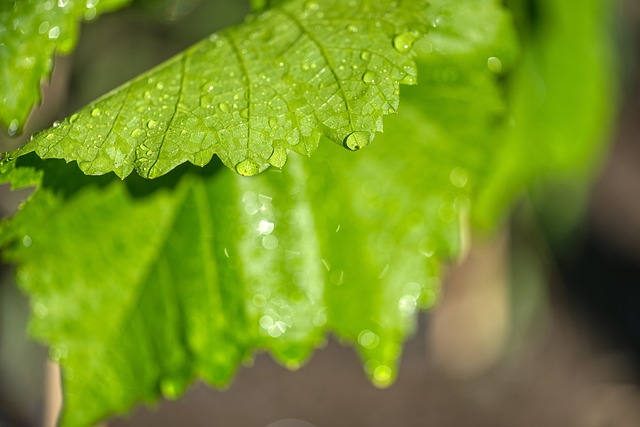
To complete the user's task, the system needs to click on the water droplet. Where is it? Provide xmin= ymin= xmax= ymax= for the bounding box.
xmin=301 ymin=63 xmax=310 ymax=71
xmin=218 ymin=102 xmax=229 ymax=113
xmin=146 ymin=120 xmax=158 ymax=129
xmin=304 ymin=0 xmax=319 ymax=11
xmin=90 ymin=108 xmax=101 ymax=117
xmin=38 ymin=21 xmax=49 ymax=34
xmin=252 ymin=294 xmax=267 ymax=307
xmin=7 ymin=119 xmax=19 ymax=136
xmin=160 ymin=378 xmax=181 ymax=400
xmin=421 ymin=289 xmax=438 ymax=309
xmin=346 ymin=24 xmax=358 ymax=33
xmin=438 ymin=201 xmax=457 ymax=222
xmin=268 ymin=146 xmax=287 ymax=168
xmin=373 ymin=365 xmax=393 ymax=387
xmin=22 ymin=235 xmax=32 ymax=247
xmin=313 ymin=308 xmax=328 ymax=327
xmin=48 ymin=26 xmax=60 ymax=39
xmin=200 ymin=97 xmax=212 ymax=109
xmin=358 ymin=330 xmax=380 ymax=349
xmin=418 ymin=238 xmax=436 ymax=257
xmin=449 ymin=167 xmax=468 ymax=188
xmin=52 ymin=120 xmax=60 ymax=128
xmin=330 ymin=270 xmax=344 ymax=286
xmin=362 ymin=71 xmax=376 ymax=84
xmin=344 ymin=131 xmax=371 ymax=151
xmin=400 ymin=74 xmax=417 ymax=85
xmin=257 ymin=219 xmax=275 ymax=235
xmin=49 ymin=344 xmax=68 ymax=362
xmin=33 ymin=302 xmax=48 ymax=319
xmin=240 ymin=108 xmax=249 ymax=118
xmin=69 ymin=113 xmax=78 ymax=123
xmin=398 ymin=295 xmax=417 ymax=315
xmin=262 ymin=235 xmax=279 ymax=250
xmin=236 ymin=159 xmax=260 ymax=176
xmin=259 ymin=315 xmax=274 ymax=330
xmin=487 ymin=56 xmax=503 ymax=74
xmin=268 ymin=117 xmax=278 ymax=129
xmin=131 ymin=128 xmax=144 ymax=138
xmin=393 ymin=31 xmax=418 ymax=53
xmin=155 ymin=82 xmax=164 ymax=90
xmin=360 ymin=51 xmax=371 ymax=61
xmin=84 ymin=7 xmax=97 ymax=20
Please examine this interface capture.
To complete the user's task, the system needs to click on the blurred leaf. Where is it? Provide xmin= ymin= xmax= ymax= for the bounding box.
xmin=474 ymin=0 xmax=616 ymax=231
xmin=0 ymin=0 xmax=131 ymax=133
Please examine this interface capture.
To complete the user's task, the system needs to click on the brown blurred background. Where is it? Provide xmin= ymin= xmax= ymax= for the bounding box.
xmin=1 ymin=0 xmax=640 ymax=426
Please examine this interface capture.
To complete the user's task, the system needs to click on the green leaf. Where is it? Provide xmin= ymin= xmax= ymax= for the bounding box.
xmin=0 ymin=0 xmax=131 ymax=133
xmin=10 ymin=0 xmax=429 ymax=178
xmin=0 ymin=1 xmax=521 ymax=424
xmin=1 ymin=142 xmax=452 ymax=426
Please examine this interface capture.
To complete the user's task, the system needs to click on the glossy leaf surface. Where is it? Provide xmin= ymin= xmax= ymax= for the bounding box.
xmin=11 ymin=0 xmax=429 ymax=178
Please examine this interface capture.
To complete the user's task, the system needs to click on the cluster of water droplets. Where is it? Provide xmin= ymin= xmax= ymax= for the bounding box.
xmin=242 ymin=190 xmax=280 ymax=252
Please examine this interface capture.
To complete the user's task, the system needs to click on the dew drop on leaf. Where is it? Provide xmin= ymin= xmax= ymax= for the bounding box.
xmin=304 ymin=0 xmax=319 ymax=11
xmin=90 ymin=107 xmax=101 ymax=117
xmin=160 ymin=378 xmax=181 ymax=400
xmin=218 ymin=102 xmax=229 ymax=113
xmin=344 ymin=131 xmax=371 ymax=151
xmin=358 ymin=330 xmax=380 ymax=349
xmin=268 ymin=146 xmax=287 ymax=168
xmin=373 ymin=365 xmax=393 ymax=387
xmin=362 ymin=71 xmax=376 ymax=84
xmin=487 ymin=56 xmax=503 ymax=73
xmin=393 ymin=31 xmax=417 ymax=53
xmin=400 ymin=74 xmax=417 ymax=85
xmin=262 ymin=235 xmax=279 ymax=250
xmin=449 ymin=167 xmax=469 ymax=188
xmin=146 ymin=120 xmax=158 ymax=129
xmin=7 ymin=119 xmax=19 ymax=136
xmin=360 ymin=51 xmax=371 ymax=61
xmin=47 ymin=25 xmax=60 ymax=39
xmin=235 ymin=159 xmax=260 ymax=176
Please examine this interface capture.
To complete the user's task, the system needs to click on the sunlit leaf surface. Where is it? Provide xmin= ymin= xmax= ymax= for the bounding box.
xmin=11 ymin=0 xmax=429 ymax=178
